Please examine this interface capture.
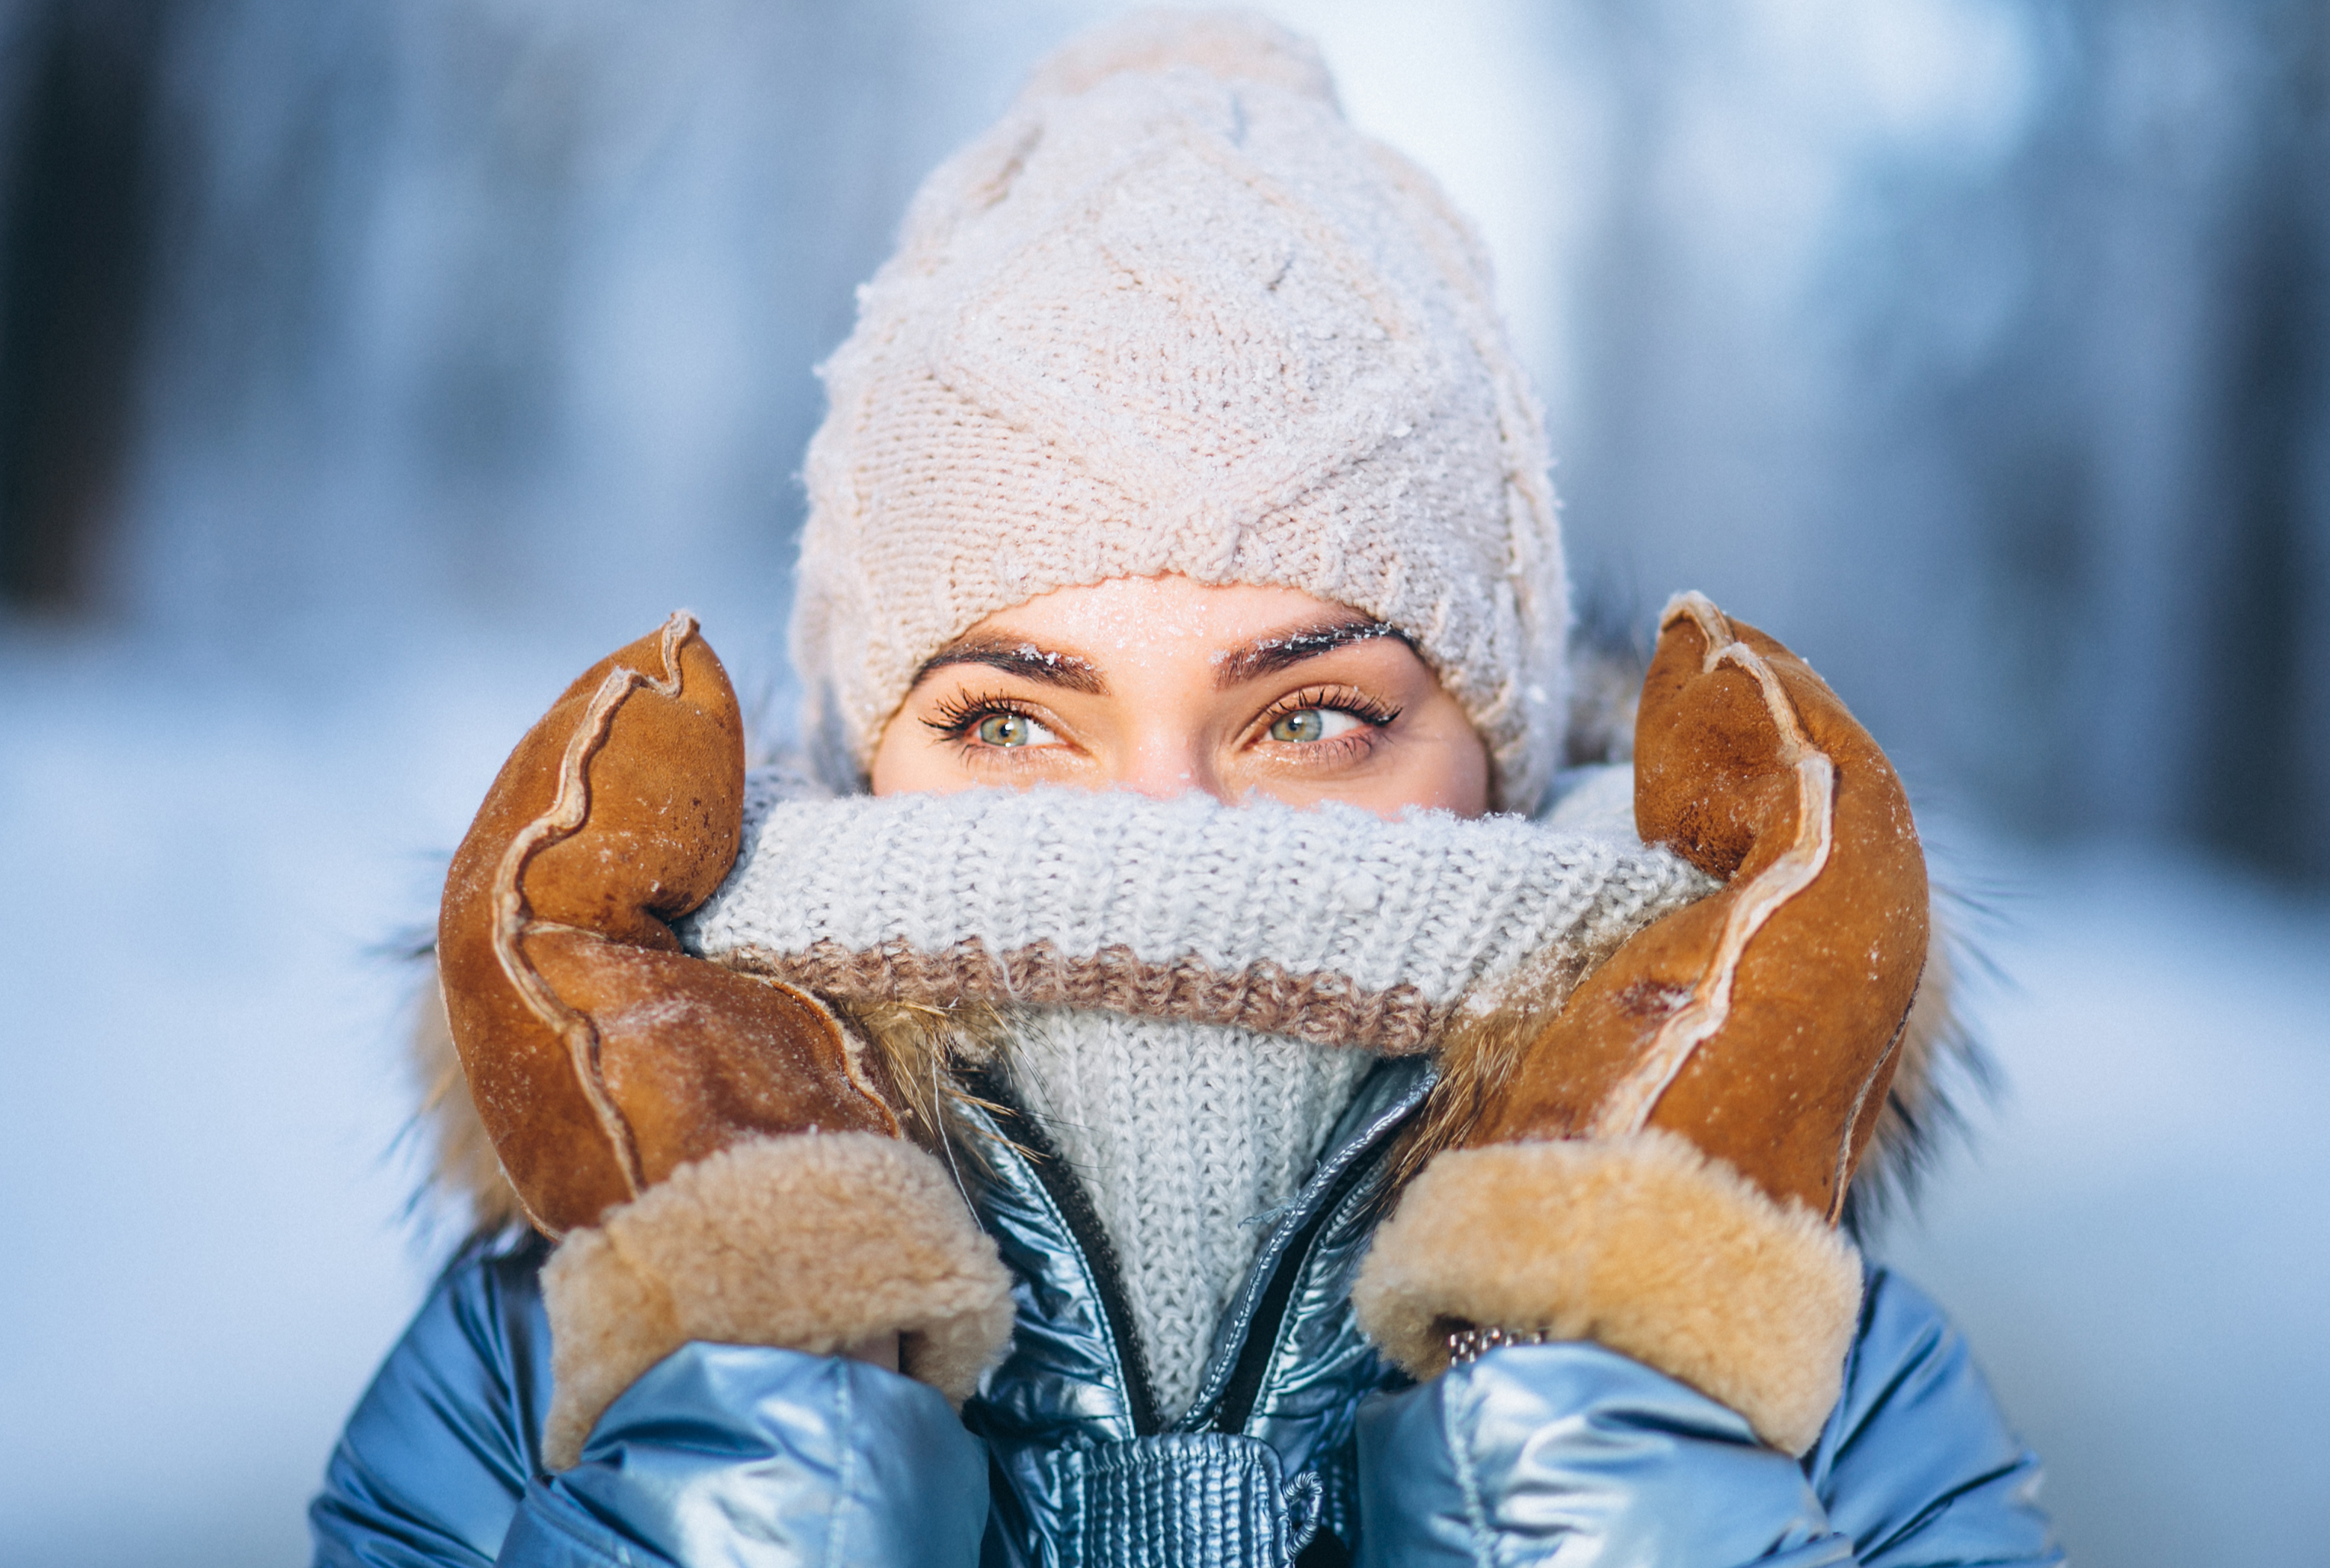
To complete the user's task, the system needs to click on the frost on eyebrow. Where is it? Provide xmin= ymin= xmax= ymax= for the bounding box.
xmin=909 ymin=636 xmax=1108 ymax=694
xmin=1210 ymin=619 xmax=1414 ymax=689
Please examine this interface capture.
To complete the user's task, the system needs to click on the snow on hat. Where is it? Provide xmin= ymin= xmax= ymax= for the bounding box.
xmin=789 ymin=8 xmax=1567 ymax=811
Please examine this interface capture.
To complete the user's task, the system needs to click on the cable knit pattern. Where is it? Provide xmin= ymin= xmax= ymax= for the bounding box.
xmin=788 ymin=12 xmax=1568 ymax=811
xmin=682 ymin=766 xmax=1716 ymax=1055
xmin=1002 ymin=1008 xmax=1375 ymax=1419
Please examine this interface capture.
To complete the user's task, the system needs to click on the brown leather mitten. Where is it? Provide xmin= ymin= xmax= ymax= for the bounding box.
xmin=1354 ymin=592 xmax=1929 ymax=1454
xmin=440 ymin=613 xmax=1013 ymax=1468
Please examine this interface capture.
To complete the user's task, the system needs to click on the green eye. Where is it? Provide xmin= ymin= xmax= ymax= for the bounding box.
xmin=1269 ymin=709 xmax=1363 ymax=744
xmin=969 ymin=708 xmax=1062 ymax=745
xmin=928 ymin=701 xmax=1060 ymax=750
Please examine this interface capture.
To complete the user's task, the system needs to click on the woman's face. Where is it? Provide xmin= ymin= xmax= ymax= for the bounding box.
xmin=869 ymin=575 xmax=1491 ymax=818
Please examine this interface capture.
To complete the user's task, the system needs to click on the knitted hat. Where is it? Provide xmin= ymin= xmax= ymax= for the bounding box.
xmin=790 ymin=9 xmax=1567 ymax=812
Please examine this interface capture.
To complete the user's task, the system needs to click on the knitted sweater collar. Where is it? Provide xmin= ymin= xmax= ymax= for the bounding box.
xmin=681 ymin=761 xmax=1713 ymax=1054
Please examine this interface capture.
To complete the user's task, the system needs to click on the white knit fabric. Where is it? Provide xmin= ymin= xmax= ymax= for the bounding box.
xmin=1002 ymin=1008 xmax=1374 ymax=1419
xmin=789 ymin=10 xmax=1567 ymax=812
xmin=683 ymin=765 xmax=1713 ymax=1050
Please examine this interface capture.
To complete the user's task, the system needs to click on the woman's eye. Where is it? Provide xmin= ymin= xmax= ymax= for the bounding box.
xmin=973 ymin=711 xmax=1055 ymax=747
xmin=1268 ymin=708 xmax=1365 ymax=744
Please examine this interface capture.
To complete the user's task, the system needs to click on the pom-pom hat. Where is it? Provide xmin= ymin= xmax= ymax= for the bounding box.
xmin=790 ymin=9 xmax=1568 ymax=812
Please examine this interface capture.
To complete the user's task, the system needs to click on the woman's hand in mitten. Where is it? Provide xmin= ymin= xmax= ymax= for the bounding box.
xmin=438 ymin=613 xmax=1012 ymax=1468
xmin=1355 ymin=592 xmax=1927 ymax=1456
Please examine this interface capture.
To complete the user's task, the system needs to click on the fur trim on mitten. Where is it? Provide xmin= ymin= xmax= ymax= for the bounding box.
xmin=1351 ymin=1130 xmax=1861 ymax=1456
xmin=539 ymin=1131 xmax=1014 ymax=1469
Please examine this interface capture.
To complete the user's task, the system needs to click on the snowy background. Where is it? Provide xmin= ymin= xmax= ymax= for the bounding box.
xmin=2 ymin=1 xmax=2326 ymax=1563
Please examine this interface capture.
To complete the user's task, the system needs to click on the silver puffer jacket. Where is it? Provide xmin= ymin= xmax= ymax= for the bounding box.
xmin=312 ymin=1057 xmax=2059 ymax=1567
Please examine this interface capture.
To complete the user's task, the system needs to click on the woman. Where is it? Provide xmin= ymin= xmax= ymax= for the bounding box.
xmin=313 ymin=14 xmax=2059 ymax=1565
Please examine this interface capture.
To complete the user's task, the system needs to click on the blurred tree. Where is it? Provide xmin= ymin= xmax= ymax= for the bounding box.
xmin=1918 ymin=0 xmax=2330 ymax=882
xmin=2192 ymin=0 xmax=2330 ymax=878
xmin=0 ymin=0 xmax=166 ymax=611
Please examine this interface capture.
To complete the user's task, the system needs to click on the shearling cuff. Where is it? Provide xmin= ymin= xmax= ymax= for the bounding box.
xmin=539 ymin=1132 xmax=1016 ymax=1470
xmin=1350 ymin=1130 xmax=1862 ymax=1456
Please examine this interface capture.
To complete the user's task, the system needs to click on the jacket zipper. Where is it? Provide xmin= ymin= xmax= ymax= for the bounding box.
xmin=1206 ymin=1143 xmax=1381 ymax=1434
xmin=961 ymin=1064 xmax=1165 ymax=1436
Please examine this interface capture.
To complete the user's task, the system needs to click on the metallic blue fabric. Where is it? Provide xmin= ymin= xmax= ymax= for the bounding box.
xmin=309 ymin=1243 xmax=986 ymax=1568
xmin=1356 ymin=1343 xmax=1849 ymax=1567
xmin=1352 ymin=1271 xmax=2061 ymax=1567
xmin=312 ymin=1238 xmax=554 ymax=1568
xmin=508 ymin=1348 xmax=986 ymax=1567
xmin=312 ymin=1058 xmax=2059 ymax=1567
xmin=963 ymin=1058 xmax=1431 ymax=1565
xmin=982 ymin=1433 xmax=1321 ymax=1568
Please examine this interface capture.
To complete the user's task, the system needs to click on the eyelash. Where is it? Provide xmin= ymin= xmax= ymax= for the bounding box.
xmin=1254 ymin=685 xmax=1402 ymax=737
xmin=924 ymin=691 xmax=1047 ymax=745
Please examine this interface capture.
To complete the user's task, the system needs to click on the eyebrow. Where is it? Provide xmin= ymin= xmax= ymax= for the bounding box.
xmin=909 ymin=637 xmax=1108 ymax=695
xmin=1211 ymin=619 xmax=1414 ymax=689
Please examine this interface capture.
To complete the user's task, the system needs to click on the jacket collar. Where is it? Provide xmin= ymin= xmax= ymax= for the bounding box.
xmin=958 ymin=1055 xmax=1432 ymax=1446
